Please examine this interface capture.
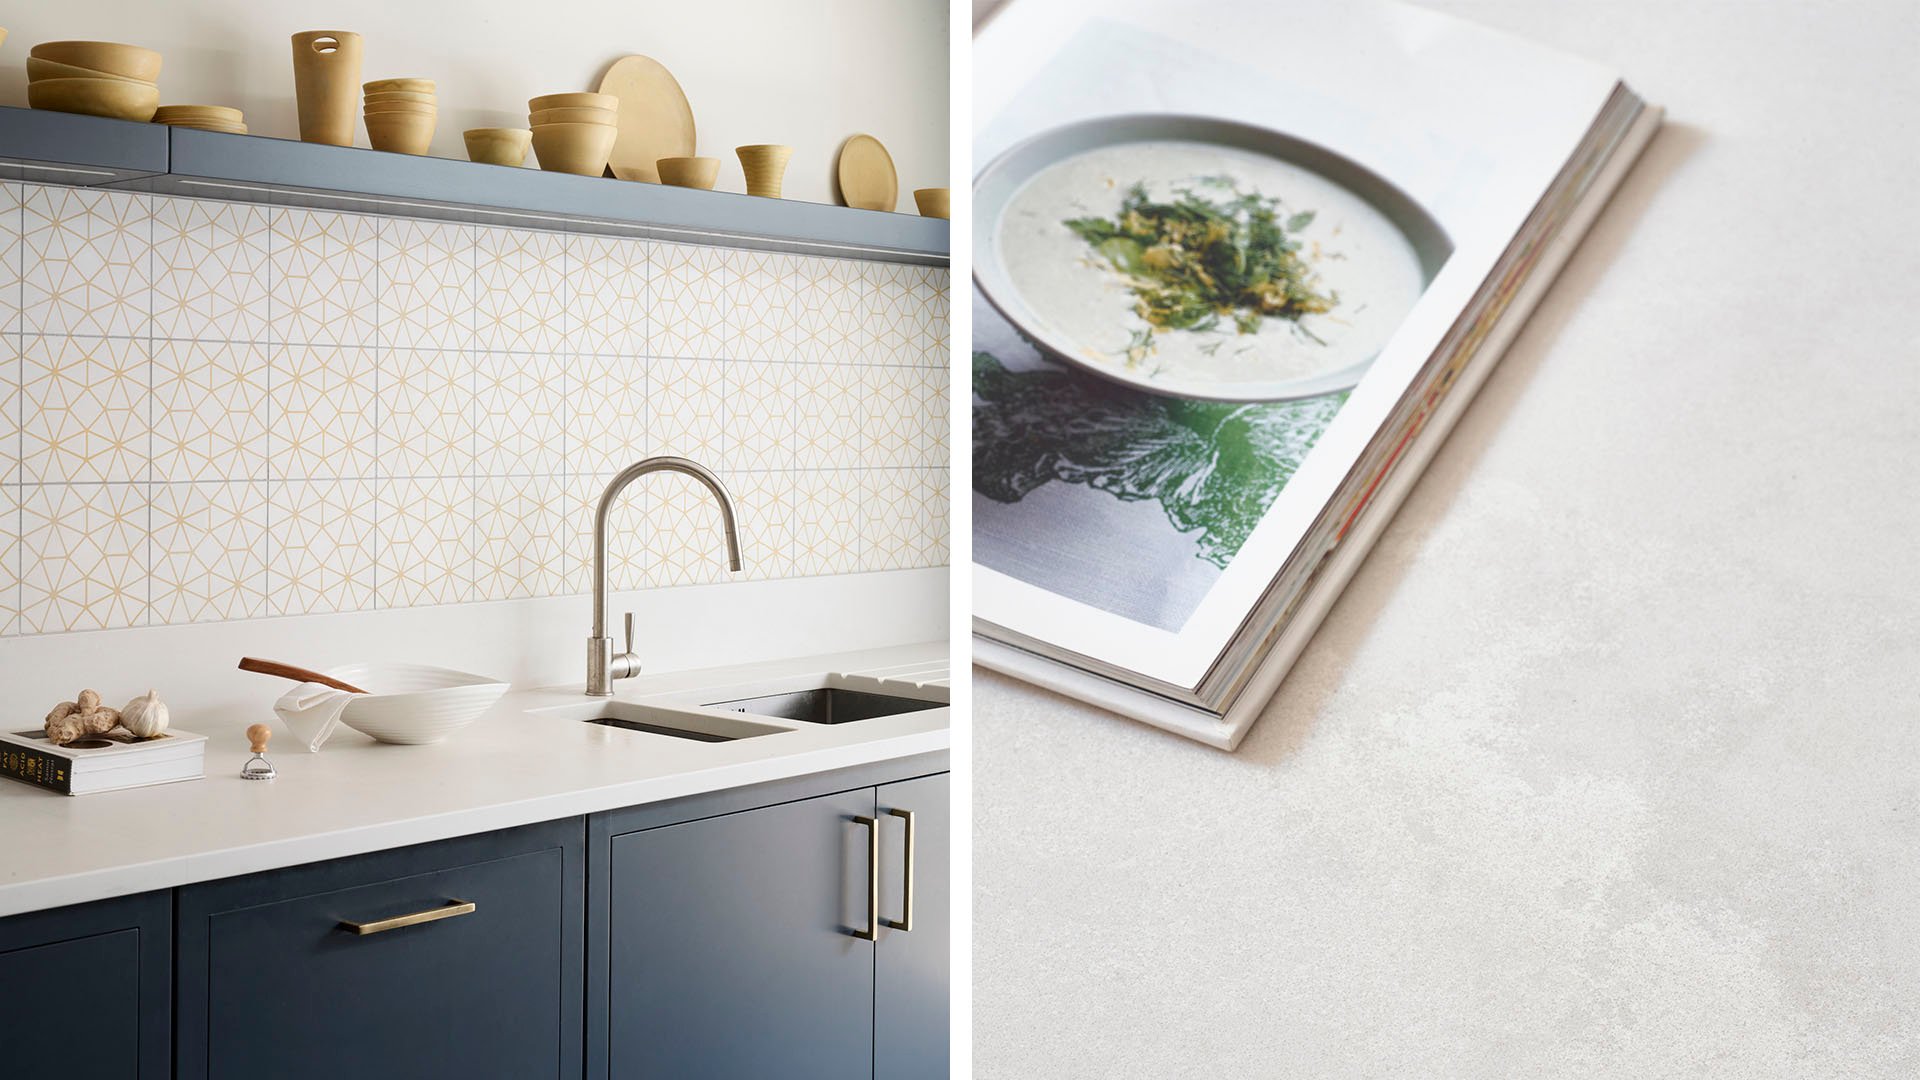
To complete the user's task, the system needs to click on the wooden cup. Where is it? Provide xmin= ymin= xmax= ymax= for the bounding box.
xmin=291 ymin=30 xmax=363 ymax=146
xmin=736 ymin=144 xmax=794 ymax=198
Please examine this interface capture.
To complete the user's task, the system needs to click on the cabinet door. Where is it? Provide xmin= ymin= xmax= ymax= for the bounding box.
xmin=874 ymin=773 xmax=951 ymax=1079
xmin=176 ymin=819 xmax=583 ymax=1079
xmin=0 ymin=891 xmax=170 ymax=1079
xmin=605 ymin=788 xmax=876 ymax=1079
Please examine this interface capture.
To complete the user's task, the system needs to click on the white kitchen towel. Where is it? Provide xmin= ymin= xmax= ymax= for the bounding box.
xmin=274 ymin=682 xmax=357 ymax=752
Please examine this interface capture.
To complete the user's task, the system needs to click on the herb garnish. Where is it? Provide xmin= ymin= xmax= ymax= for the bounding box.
xmin=1063 ymin=177 xmax=1336 ymax=365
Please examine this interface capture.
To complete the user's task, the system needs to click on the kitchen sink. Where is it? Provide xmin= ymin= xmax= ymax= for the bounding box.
xmin=704 ymin=687 xmax=945 ymax=726
xmin=574 ymin=701 xmax=788 ymax=742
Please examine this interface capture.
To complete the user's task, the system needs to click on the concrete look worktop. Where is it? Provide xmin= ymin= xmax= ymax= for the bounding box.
xmin=0 ymin=642 xmax=948 ymax=919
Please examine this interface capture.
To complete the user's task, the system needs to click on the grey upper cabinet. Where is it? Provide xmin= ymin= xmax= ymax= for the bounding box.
xmin=174 ymin=819 xmax=584 ymax=1080
xmin=603 ymin=787 xmax=879 ymax=1079
xmin=875 ymin=773 xmax=952 ymax=1079
xmin=0 ymin=890 xmax=170 ymax=1079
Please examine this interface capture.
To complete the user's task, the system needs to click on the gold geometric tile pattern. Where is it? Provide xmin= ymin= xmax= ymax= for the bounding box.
xmin=149 ymin=480 xmax=269 ymax=624
xmin=793 ymin=362 xmax=866 ymax=469
xmin=0 ymin=182 xmax=21 ymax=334
xmin=20 ymin=335 xmax=151 ymax=484
xmin=20 ymin=186 xmax=152 ymax=338
xmin=376 ymin=476 xmax=474 ymax=608
xmin=270 ymin=208 xmax=378 ymax=346
xmin=729 ymin=470 xmax=796 ymax=582
xmin=571 ymin=353 xmax=647 ymax=479
xmin=270 ymin=343 xmax=377 ymax=479
xmin=866 ymin=262 xmax=919 ymax=365
xmin=913 ymin=266 xmax=952 ymax=367
xmin=1 ymin=334 xmax=20 ymax=484
xmin=151 ymin=340 xmax=268 ymax=483
xmin=859 ymin=469 xmax=920 ymax=572
xmin=19 ymin=482 xmax=148 ymax=633
xmin=476 ymin=350 xmax=566 ymax=475
xmin=477 ymin=225 xmax=567 ymax=353
xmin=640 ymin=468 xmax=730 ymax=587
xmin=569 ymin=233 xmax=648 ymax=356
xmin=917 ymin=364 xmax=952 ymax=467
xmin=268 ymin=478 xmax=377 ymax=616
xmin=726 ymin=361 xmax=794 ymax=471
xmin=650 ymin=242 xmax=728 ymax=358
xmin=153 ymin=197 xmax=271 ymax=342
xmin=380 ymin=347 xmax=473 ymax=479
xmin=727 ymin=249 xmax=797 ymax=363
xmin=380 ymin=218 xmax=476 ymax=351
xmin=793 ymin=469 xmax=863 ymax=577
xmin=920 ymin=469 xmax=952 ymax=567
xmin=473 ymin=474 xmax=566 ymax=600
xmin=646 ymin=355 xmax=723 ymax=460
xmin=567 ymin=471 xmax=649 ymax=595
xmin=0 ymin=483 xmax=18 ymax=636
xmin=862 ymin=365 xmax=922 ymax=469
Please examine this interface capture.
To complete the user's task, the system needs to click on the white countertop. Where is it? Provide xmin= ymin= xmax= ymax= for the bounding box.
xmin=0 ymin=642 xmax=948 ymax=919
xmin=974 ymin=2 xmax=1920 ymax=1076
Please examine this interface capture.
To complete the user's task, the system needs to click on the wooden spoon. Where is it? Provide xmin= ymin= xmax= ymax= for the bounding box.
xmin=237 ymin=657 xmax=369 ymax=695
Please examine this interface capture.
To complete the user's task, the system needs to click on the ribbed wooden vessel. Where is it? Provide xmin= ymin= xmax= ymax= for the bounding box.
xmin=291 ymin=31 xmax=363 ymax=146
xmin=736 ymin=144 xmax=793 ymax=198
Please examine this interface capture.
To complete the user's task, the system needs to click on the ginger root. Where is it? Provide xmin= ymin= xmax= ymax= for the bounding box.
xmin=44 ymin=691 xmax=123 ymax=746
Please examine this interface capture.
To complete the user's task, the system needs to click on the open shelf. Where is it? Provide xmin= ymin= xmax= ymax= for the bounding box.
xmin=0 ymin=106 xmax=948 ymax=266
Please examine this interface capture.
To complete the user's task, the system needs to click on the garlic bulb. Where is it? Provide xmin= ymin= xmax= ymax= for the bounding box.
xmin=120 ymin=689 xmax=170 ymax=739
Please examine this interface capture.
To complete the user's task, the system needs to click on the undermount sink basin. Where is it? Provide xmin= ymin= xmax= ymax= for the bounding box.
xmin=704 ymin=687 xmax=945 ymax=726
xmin=573 ymin=701 xmax=786 ymax=743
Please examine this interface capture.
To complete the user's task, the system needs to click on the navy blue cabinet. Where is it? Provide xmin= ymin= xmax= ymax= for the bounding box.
xmin=175 ymin=819 xmax=584 ymax=1079
xmin=875 ymin=772 xmax=952 ymax=1079
xmin=0 ymin=890 xmax=170 ymax=1079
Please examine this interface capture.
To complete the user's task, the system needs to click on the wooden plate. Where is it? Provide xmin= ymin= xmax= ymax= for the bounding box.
xmin=836 ymin=134 xmax=898 ymax=211
xmin=596 ymin=55 xmax=694 ymax=183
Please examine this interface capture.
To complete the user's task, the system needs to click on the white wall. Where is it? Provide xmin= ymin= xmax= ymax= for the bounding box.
xmin=0 ymin=0 xmax=950 ymax=204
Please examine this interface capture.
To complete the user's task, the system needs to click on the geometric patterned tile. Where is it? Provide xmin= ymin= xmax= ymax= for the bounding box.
xmin=380 ymin=347 xmax=473 ymax=479
xmin=910 ymin=265 xmax=950 ymax=366
xmin=477 ymin=225 xmax=566 ymax=353
xmin=639 ymin=467 xmax=732 ymax=588
xmin=476 ymin=350 xmax=565 ymax=476
xmin=725 ymin=360 xmax=794 ymax=471
xmin=726 ymin=248 xmax=796 ymax=363
xmin=858 ymin=469 xmax=919 ymax=573
xmin=149 ymin=480 xmax=269 ymax=624
xmin=862 ymin=364 xmax=921 ymax=470
xmin=473 ymin=473 xmax=565 ymax=600
xmin=18 ymin=481 xmax=148 ymax=633
xmin=728 ymin=469 xmax=795 ymax=582
xmin=792 ymin=255 xmax=867 ymax=363
xmin=567 ymin=469 xmax=649 ymax=596
xmin=1 ymin=182 xmax=24 ymax=334
xmin=650 ymin=242 xmax=728 ymax=359
xmin=569 ymin=233 xmax=648 ymax=357
xmin=153 ymin=197 xmax=271 ymax=342
xmin=270 ymin=208 xmax=377 ymax=346
xmin=915 ymin=364 xmax=951 ymax=467
xmin=20 ymin=186 xmax=152 ymax=338
xmin=0 ymin=483 xmax=17 ymax=636
xmin=792 ymin=468 xmax=863 ymax=578
xmin=151 ymin=339 xmax=268 ymax=483
xmin=269 ymin=343 xmax=377 ymax=479
xmin=571 ymin=352 xmax=647 ymax=479
xmin=0 ymin=334 xmax=17 ymax=484
xmin=919 ymin=468 xmax=951 ymax=567
xmin=865 ymin=262 xmax=918 ymax=365
xmin=792 ymin=362 xmax=866 ymax=469
xmin=19 ymin=335 xmax=151 ymax=484
xmin=646 ymin=355 xmax=723 ymax=461
xmin=380 ymin=217 xmax=476 ymax=351
xmin=926 ymin=268 xmax=952 ymax=368
xmin=376 ymin=475 xmax=474 ymax=608
xmin=268 ymin=477 xmax=377 ymax=616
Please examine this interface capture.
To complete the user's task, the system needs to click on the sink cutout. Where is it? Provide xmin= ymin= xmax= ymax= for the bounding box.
xmin=705 ymin=687 xmax=944 ymax=726
xmin=571 ymin=702 xmax=787 ymax=742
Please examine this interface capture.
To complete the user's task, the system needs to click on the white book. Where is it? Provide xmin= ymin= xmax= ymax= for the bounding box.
xmin=971 ymin=0 xmax=1662 ymax=749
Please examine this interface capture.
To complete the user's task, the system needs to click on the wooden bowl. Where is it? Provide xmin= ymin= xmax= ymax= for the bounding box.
xmin=913 ymin=187 xmax=951 ymax=219
xmin=528 ymin=106 xmax=615 ymax=126
xmin=154 ymin=104 xmax=243 ymax=124
xmin=162 ymin=121 xmax=248 ymax=134
xmin=27 ymin=76 xmax=160 ymax=121
xmin=528 ymin=91 xmax=616 ymax=113
xmin=464 ymin=127 xmax=531 ymax=166
xmin=364 ymin=101 xmax=439 ymax=116
xmin=26 ymin=56 xmax=154 ymax=85
xmin=363 ymin=88 xmax=436 ymax=106
xmin=364 ymin=77 xmax=434 ymax=94
xmin=366 ymin=111 xmax=435 ymax=155
xmin=30 ymin=40 xmax=162 ymax=81
xmin=656 ymin=156 xmax=720 ymax=190
xmin=532 ymin=121 xmax=618 ymax=176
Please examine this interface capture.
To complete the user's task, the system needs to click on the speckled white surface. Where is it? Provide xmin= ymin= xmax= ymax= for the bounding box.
xmin=973 ymin=3 xmax=1920 ymax=1075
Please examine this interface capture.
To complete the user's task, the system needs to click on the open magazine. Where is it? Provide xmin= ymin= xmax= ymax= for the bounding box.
xmin=971 ymin=0 xmax=1662 ymax=749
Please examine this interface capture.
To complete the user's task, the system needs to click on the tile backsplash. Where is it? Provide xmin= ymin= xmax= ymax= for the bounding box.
xmin=0 ymin=182 xmax=950 ymax=636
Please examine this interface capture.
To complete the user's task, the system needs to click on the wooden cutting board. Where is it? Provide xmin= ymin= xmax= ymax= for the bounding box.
xmin=836 ymin=134 xmax=898 ymax=211
xmin=597 ymin=54 xmax=696 ymax=183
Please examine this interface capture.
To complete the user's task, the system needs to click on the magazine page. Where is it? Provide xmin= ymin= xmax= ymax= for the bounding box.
xmin=971 ymin=0 xmax=1621 ymax=688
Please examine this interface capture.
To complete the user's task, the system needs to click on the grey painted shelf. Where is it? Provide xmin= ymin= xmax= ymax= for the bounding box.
xmin=0 ymin=105 xmax=948 ymax=265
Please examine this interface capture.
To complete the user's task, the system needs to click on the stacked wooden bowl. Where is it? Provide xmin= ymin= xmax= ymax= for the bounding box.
xmin=154 ymin=105 xmax=247 ymax=134
xmin=364 ymin=77 xmax=436 ymax=155
xmin=26 ymin=41 xmax=161 ymax=122
xmin=529 ymin=92 xmax=618 ymax=176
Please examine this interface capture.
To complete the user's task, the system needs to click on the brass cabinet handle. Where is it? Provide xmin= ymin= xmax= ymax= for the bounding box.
xmin=853 ymin=816 xmax=879 ymax=941
xmin=339 ymin=899 xmax=476 ymax=936
xmin=882 ymin=808 xmax=915 ymax=932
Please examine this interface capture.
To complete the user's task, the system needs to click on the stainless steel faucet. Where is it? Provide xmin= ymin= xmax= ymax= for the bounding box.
xmin=586 ymin=456 xmax=744 ymax=696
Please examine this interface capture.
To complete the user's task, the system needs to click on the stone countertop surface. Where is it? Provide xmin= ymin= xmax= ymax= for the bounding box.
xmin=974 ymin=2 xmax=1920 ymax=1076
xmin=0 ymin=642 xmax=948 ymax=919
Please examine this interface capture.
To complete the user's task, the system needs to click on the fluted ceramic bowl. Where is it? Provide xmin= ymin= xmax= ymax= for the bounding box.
xmin=325 ymin=662 xmax=509 ymax=745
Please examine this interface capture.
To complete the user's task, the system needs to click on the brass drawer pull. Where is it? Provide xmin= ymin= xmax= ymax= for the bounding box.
xmin=853 ymin=816 xmax=879 ymax=941
xmin=340 ymin=899 xmax=476 ymax=936
xmin=882 ymin=808 xmax=914 ymax=932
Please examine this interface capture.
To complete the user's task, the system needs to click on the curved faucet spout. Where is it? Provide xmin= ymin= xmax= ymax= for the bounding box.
xmin=587 ymin=456 xmax=745 ymax=695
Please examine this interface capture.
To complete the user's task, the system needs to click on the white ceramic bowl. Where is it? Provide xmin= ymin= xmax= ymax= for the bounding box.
xmin=326 ymin=662 xmax=509 ymax=745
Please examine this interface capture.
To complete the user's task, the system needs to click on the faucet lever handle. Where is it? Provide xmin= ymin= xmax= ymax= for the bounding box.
xmin=623 ymin=611 xmax=634 ymax=657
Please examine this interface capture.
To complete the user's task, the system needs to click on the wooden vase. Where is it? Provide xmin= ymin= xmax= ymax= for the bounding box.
xmin=736 ymin=145 xmax=793 ymax=198
xmin=291 ymin=30 xmax=363 ymax=146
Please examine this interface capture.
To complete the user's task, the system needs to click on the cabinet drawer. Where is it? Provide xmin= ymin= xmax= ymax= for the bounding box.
xmin=176 ymin=818 xmax=583 ymax=1080
xmin=0 ymin=891 xmax=170 ymax=1079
